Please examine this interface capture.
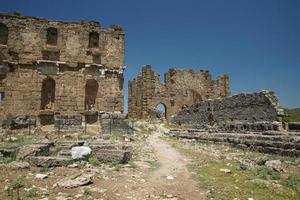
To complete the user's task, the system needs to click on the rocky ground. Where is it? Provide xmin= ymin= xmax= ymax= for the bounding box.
xmin=0 ymin=121 xmax=299 ymax=200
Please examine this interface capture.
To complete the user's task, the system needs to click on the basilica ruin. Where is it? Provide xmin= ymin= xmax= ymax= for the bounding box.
xmin=128 ymin=65 xmax=230 ymax=119
xmin=0 ymin=12 xmax=125 ymax=128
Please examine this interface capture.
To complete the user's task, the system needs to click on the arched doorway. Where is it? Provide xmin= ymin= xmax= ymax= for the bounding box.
xmin=41 ymin=78 xmax=55 ymax=110
xmin=154 ymin=103 xmax=167 ymax=119
xmin=85 ymin=79 xmax=98 ymax=110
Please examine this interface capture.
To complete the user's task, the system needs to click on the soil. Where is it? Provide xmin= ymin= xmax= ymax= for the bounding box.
xmin=0 ymin=125 xmax=207 ymax=200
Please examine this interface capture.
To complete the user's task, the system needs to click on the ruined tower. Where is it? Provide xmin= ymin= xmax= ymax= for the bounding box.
xmin=128 ymin=65 xmax=230 ymax=119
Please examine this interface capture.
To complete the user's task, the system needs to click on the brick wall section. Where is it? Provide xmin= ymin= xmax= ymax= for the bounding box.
xmin=0 ymin=12 xmax=125 ymax=122
xmin=173 ymin=91 xmax=284 ymax=131
xmin=128 ymin=65 xmax=230 ymax=119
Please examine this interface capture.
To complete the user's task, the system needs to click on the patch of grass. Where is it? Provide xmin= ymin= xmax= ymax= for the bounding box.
xmin=39 ymin=166 xmax=49 ymax=173
xmin=251 ymin=166 xmax=281 ymax=180
xmin=83 ymin=187 xmax=91 ymax=196
xmin=109 ymin=163 xmax=122 ymax=171
xmin=88 ymin=157 xmax=101 ymax=167
xmin=6 ymin=178 xmax=25 ymax=200
xmin=286 ymin=175 xmax=300 ymax=193
xmin=25 ymin=187 xmax=38 ymax=198
xmin=168 ymin=138 xmax=300 ymax=200
xmin=283 ymin=108 xmax=300 ymax=122
xmin=0 ymin=153 xmax=16 ymax=164
xmin=146 ymin=160 xmax=160 ymax=171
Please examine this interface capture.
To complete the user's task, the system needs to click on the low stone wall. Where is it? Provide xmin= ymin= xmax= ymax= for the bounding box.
xmin=288 ymin=122 xmax=300 ymax=131
xmin=173 ymin=91 xmax=284 ymax=132
xmin=99 ymin=112 xmax=129 ymax=134
xmin=1 ymin=115 xmax=36 ymax=130
xmin=54 ymin=115 xmax=82 ymax=130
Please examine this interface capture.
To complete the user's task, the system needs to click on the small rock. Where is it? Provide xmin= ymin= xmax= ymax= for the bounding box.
xmin=265 ymin=160 xmax=282 ymax=172
xmin=68 ymin=163 xmax=79 ymax=168
xmin=166 ymin=176 xmax=175 ymax=180
xmin=220 ymin=168 xmax=231 ymax=173
xmin=35 ymin=173 xmax=48 ymax=179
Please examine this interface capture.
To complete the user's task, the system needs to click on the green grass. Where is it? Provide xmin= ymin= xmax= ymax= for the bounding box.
xmin=168 ymin=138 xmax=300 ymax=200
xmin=88 ymin=157 xmax=101 ymax=167
xmin=145 ymin=160 xmax=160 ymax=171
xmin=25 ymin=187 xmax=38 ymax=198
xmin=283 ymin=108 xmax=300 ymax=122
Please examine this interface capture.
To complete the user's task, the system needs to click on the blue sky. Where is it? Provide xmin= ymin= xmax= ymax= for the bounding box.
xmin=2 ymin=0 xmax=300 ymax=109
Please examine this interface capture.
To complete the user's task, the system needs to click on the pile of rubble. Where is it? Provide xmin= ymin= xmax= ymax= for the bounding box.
xmin=166 ymin=129 xmax=300 ymax=157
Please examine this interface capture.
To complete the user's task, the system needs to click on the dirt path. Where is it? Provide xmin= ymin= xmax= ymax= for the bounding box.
xmin=143 ymin=127 xmax=207 ymax=200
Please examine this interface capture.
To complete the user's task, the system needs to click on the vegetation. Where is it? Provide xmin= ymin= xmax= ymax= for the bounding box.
xmin=110 ymin=24 xmax=123 ymax=31
xmin=88 ymin=157 xmax=101 ymax=167
xmin=283 ymin=108 xmax=300 ymax=122
xmin=25 ymin=188 xmax=38 ymax=198
xmin=83 ymin=187 xmax=91 ymax=196
xmin=168 ymin=138 xmax=300 ymax=200
xmin=6 ymin=178 xmax=25 ymax=200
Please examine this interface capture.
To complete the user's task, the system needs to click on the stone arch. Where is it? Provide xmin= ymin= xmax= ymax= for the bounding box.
xmin=0 ymin=23 xmax=8 ymax=45
xmin=154 ymin=103 xmax=167 ymax=119
xmin=46 ymin=27 xmax=58 ymax=45
xmin=88 ymin=31 xmax=99 ymax=48
xmin=41 ymin=77 xmax=56 ymax=110
xmin=85 ymin=79 xmax=99 ymax=110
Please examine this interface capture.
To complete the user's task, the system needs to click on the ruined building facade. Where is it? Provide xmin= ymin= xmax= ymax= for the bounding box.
xmin=0 ymin=13 xmax=125 ymax=126
xmin=128 ymin=65 xmax=230 ymax=119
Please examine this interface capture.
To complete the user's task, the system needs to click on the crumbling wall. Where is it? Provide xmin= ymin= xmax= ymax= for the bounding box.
xmin=0 ymin=12 xmax=125 ymax=126
xmin=128 ymin=65 xmax=230 ymax=119
xmin=173 ymin=91 xmax=284 ymax=131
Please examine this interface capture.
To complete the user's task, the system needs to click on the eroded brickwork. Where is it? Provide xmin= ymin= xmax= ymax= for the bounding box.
xmin=173 ymin=91 xmax=284 ymax=131
xmin=128 ymin=65 xmax=230 ymax=119
xmin=0 ymin=12 xmax=125 ymax=125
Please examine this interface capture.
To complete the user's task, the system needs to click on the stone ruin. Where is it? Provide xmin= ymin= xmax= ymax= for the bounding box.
xmin=0 ymin=12 xmax=125 ymax=130
xmin=173 ymin=91 xmax=284 ymax=131
xmin=128 ymin=65 xmax=230 ymax=119
xmin=167 ymin=91 xmax=300 ymax=157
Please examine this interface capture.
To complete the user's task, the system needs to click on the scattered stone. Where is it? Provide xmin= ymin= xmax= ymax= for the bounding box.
xmin=265 ymin=160 xmax=282 ymax=172
xmin=56 ymin=173 xmax=93 ymax=188
xmin=4 ymin=161 xmax=30 ymax=169
xmin=71 ymin=146 xmax=92 ymax=160
xmin=35 ymin=173 xmax=48 ymax=179
xmin=68 ymin=163 xmax=79 ymax=168
xmin=220 ymin=168 xmax=231 ymax=173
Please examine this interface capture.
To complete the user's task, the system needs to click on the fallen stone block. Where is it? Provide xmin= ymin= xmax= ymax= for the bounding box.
xmin=17 ymin=144 xmax=50 ymax=160
xmin=71 ymin=146 xmax=92 ymax=160
xmin=25 ymin=156 xmax=72 ymax=167
xmin=55 ymin=173 xmax=93 ymax=188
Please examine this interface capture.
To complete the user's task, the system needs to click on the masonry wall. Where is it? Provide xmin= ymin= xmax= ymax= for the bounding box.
xmin=0 ymin=12 xmax=125 ymax=123
xmin=173 ymin=91 xmax=284 ymax=131
xmin=128 ymin=65 xmax=230 ymax=119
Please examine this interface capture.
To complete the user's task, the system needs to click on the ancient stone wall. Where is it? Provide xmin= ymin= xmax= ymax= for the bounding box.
xmin=173 ymin=91 xmax=284 ymax=131
xmin=0 ymin=12 xmax=125 ymax=125
xmin=128 ymin=65 xmax=230 ymax=119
